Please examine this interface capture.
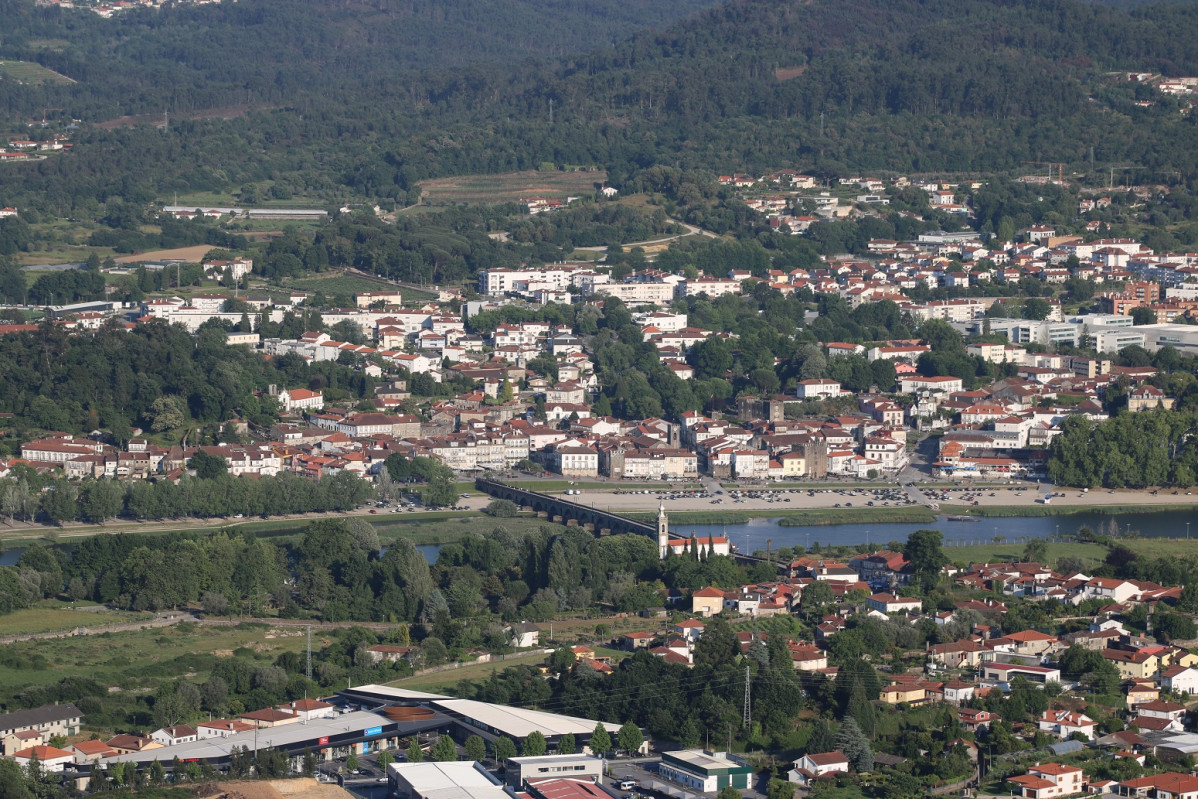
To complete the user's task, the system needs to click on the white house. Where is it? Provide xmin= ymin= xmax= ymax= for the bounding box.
xmin=1161 ymin=665 xmax=1198 ymax=695
xmin=1008 ymin=763 xmax=1084 ymax=799
xmin=150 ymin=725 xmax=198 ymax=746
xmin=13 ymin=745 xmax=74 ymax=773
xmin=788 ymin=751 xmax=850 ymax=786
xmin=277 ymin=388 xmax=324 ymax=413
xmin=506 ymin=622 xmax=540 ymax=648
xmin=1037 ymin=709 xmax=1096 ymax=740
xmin=796 ymin=379 xmax=847 ymax=400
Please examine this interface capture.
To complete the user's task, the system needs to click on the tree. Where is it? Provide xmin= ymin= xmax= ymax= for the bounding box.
xmin=191 ymin=450 xmax=228 ymax=479
xmin=485 ymin=499 xmax=518 ymax=517
xmin=1022 ymin=298 xmax=1051 ymax=320
xmin=346 ymin=751 xmax=359 ymax=771
xmin=432 ymin=734 xmax=459 ymax=761
xmin=904 ymin=529 xmax=947 ymax=592
xmin=464 ymin=735 xmax=487 ymax=762
xmin=378 ymin=750 xmax=394 ymax=770
xmin=589 ymin=723 xmax=611 ymax=756
xmin=80 ymin=479 xmax=124 ymax=523
xmin=407 ymin=739 xmax=424 ymax=763
xmin=1022 ymin=538 xmax=1048 ymax=564
xmin=717 ymin=787 xmax=742 ymax=799
xmin=617 ymin=721 xmax=643 ymax=756
xmin=41 ymin=482 xmax=78 ymax=526
xmin=492 ymin=736 xmax=517 ymax=764
xmin=834 ymin=716 xmax=873 ymax=772
xmin=424 ymin=476 xmax=459 ymax=508
xmin=149 ymin=395 xmax=186 ymax=433
xmin=0 ymin=759 xmax=33 ymax=799
xmin=523 ymin=730 xmax=547 ymax=756
xmin=1131 ymin=306 xmax=1156 ymax=326
xmin=557 ymin=733 xmax=576 ymax=755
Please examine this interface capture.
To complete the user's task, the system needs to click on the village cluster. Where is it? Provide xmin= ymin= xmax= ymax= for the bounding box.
xmin=3 ymin=189 xmax=1198 ymax=486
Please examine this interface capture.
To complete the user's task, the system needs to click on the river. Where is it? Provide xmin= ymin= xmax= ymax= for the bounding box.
xmin=672 ymin=508 xmax=1198 ymax=554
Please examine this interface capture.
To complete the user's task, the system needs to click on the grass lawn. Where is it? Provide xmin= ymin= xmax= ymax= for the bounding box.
xmin=0 ymin=606 xmax=156 ymax=637
xmin=0 ymin=59 xmax=74 ymax=85
xmin=385 ymin=652 xmax=543 ymax=695
xmin=289 ymin=273 xmax=434 ymax=302
xmin=942 ymin=537 xmax=1198 ymax=567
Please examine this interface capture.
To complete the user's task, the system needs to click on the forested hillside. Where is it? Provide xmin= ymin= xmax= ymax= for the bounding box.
xmin=3 ymin=0 xmax=1198 ymax=211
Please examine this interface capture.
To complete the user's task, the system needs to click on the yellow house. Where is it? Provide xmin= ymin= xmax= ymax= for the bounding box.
xmin=780 ymin=452 xmax=806 ymax=478
xmin=1125 ymin=680 xmax=1160 ymax=709
xmin=1170 ymin=648 xmax=1198 ymax=669
xmin=881 ymin=683 xmax=926 ymax=705
xmin=1103 ymin=648 xmax=1161 ymax=681
xmin=691 ymin=587 xmax=727 ymax=618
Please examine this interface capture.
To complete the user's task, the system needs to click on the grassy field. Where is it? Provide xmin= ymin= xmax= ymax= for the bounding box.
xmin=942 ymin=536 xmax=1198 ymax=567
xmin=0 ymin=622 xmax=311 ymax=695
xmin=0 ymin=59 xmax=74 ymax=85
xmin=289 ymin=273 xmax=434 ymax=302
xmin=418 ymin=170 xmax=607 ymax=205
xmin=0 ymin=606 xmax=155 ymax=637
xmin=955 ymin=503 xmax=1198 ymax=518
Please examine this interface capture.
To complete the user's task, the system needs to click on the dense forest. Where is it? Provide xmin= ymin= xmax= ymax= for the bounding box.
xmin=2 ymin=0 xmax=1198 ymax=216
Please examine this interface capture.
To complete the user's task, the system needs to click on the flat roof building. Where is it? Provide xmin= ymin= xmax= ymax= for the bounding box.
xmin=658 ymin=750 xmax=753 ymax=792
xmin=389 ymin=760 xmax=509 ymax=799
xmin=505 ymin=754 xmax=604 ymax=788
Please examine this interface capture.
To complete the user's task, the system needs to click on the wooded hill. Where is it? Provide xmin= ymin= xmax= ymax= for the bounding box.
xmin=4 ymin=0 xmax=1198 ymax=210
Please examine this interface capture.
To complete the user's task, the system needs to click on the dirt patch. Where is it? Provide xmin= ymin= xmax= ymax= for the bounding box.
xmin=114 ymin=245 xmax=214 ymax=264
xmin=774 ymin=66 xmax=807 ymax=81
xmin=194 ymin=779 xmax=354 ymax=799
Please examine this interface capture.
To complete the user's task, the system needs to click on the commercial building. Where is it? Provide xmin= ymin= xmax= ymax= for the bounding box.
xmin=657 ymin=750 xmax=753 ymax=792
xmin=389 ymin=760 xmax=509 ymax=799
xmin=504 ymin=754 xmax=604 ymax=788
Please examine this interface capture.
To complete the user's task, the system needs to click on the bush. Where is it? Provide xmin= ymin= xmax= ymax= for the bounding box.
xmin=484 ymin=499 xmax=518 ymax=518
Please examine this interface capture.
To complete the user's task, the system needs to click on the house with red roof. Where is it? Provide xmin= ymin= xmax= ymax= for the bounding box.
xmin=1037 ymin=709 xmax=1096 ymax=740
xmin=788 ymin=751 xmax=849 ymax=786
xmin=1008 ymin=762 xmax=1084 ymax=798
xmin=12 ymin=745 xmax=74 ymax=772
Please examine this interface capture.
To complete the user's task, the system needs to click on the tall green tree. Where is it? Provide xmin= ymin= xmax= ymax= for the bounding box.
xmin=589 ymin=723 xmax=611 ymax=756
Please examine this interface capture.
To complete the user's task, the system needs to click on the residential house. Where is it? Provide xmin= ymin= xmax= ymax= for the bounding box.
xmin=12 ymin=745 xmax=74 ymax=773
xmin=692 ymin=587 xmax=727 ymax=618
xmin=150 ymin=725 xmax=198 ymax=746
xmin=788 ymin=751 xmax=850 ymax=786
xmin=1161 ymin=665 xmax=1198 ymax=695
xmin=1037 ymin=709 xmax=1096 ymax=740
xmin=1008 ymin=763 xmax=1085 ymax=799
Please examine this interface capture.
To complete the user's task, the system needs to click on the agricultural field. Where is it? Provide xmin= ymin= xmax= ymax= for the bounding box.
xmin=0 ymin=59 xmax=75 ymax=85
xmin=418 ymin=170 xmax=607 ymax=206
xmin=0 ymin=605 xmax=155 ymax=637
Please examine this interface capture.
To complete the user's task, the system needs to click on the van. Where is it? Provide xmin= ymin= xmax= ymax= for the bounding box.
xmin=618 ymin=781 xmax=638 ymax=791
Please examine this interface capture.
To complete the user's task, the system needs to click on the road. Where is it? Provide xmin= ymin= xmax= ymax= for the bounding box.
xmin=574 ymin=220 xmax=720 ymax=254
